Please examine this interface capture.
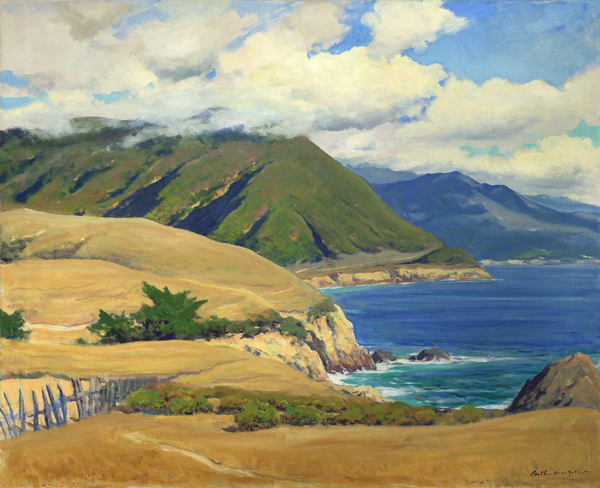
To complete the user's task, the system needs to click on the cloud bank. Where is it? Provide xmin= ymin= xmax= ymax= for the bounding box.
xmin=1 ymin=0 xmax=599 ymax=204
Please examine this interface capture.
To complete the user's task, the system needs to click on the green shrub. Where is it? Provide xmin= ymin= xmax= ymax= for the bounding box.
xmin=227 ymin=310 xmax=281 ymax=338
xmin=280 ymin=317 xmax=308 ymax=339
xmin=134 ymin=282 xmax=207 ymax=340
xmin=0 ymin=308 xmax=31 ymax=341
xmin=87 ymin=310 xmax=139 ymax=344
xmin=166 ymin=394 xmax=211 ymax=415
xmin=220 ymin=395 xmax=245 ymax=413
xmin=338 ymin=407 xmax=365 ymax=425
xmin=307 ymin=298 xmax=337 ymax=321
xmin=412 ymin=408 xmax=437 ymax=425
xmin=199 ymin=315 xmax=232 ymax=338
xmin=452 ymin=405 xmax=484 ymax=424
xmin=126 ymin=388 xmax=164 ymax=412
xmin=234 ymin=400 xmax=279 ymax=431
xmin=284 ymin=404 xmax=321 ymax=425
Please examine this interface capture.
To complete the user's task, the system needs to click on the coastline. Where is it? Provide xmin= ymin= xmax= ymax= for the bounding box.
xmin=301 ymin=264 xmax=492 ymax=289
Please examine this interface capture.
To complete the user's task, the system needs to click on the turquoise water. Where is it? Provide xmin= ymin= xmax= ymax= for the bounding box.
xmin=322 ymin=265 xmax=600 ymax=409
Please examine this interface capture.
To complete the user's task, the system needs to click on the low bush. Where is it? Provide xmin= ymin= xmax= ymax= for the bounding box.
xmin=284 ymin=404 xmax=321 ymax=425
xmin=452 ymin=405 xmax=485 ymax=424
xmin=123 ymin=384 xmax=492 ymax=431
xmin=87 ymin=310 xmax=140 ymax=344
xmin=280 ymin=317 xmax=308 ymax=339
xmin=0 ymin=308 xmax=31 ymax=341
xmin=307 ymin=298 xmax=337 ymax=321
xmin=235 ymin=400 xmax=279 ymax=431
xmin=126 ymin=388 xmax=163 ymax=412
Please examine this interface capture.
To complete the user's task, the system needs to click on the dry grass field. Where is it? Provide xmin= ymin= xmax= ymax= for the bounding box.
xmin=0 ymin=209 xmax=322 ymax=325
xmin=0 ymin=408 xmax=597 ymax=487
xmin=0 ymin=339 xmax=344 ymax=398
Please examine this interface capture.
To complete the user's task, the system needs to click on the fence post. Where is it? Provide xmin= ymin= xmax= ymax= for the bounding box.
xmin=19 ymin=388 xmax=26 ymax=433
xmin=0 ymin=419 xmax=7 ymax=439
xmin=3 ymin=393 xmax=18 ymax=437
xmin=117 ymin=379 xmax=124 ymax=402
xmin=46 ymin=385 xmax=63 ymax=426
xmin=108 ymin=380 xmax=116 ymax=409
xmin=77 ymin=379 xmax=88 ymax=419
xmin=94 ymin=378 xmax=102 ymax=414
xmin=41 ymin=389 xmax=53 ymax=429
xmin=31 ymin=391 xmax=40 ymax=431
xmin=57 ymin=383 xmax=68 ymax=423
xmin=0 ymin=404 xmax=11 ymax=438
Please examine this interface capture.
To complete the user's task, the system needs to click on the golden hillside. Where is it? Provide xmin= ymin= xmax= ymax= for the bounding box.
xmin=1 ymin=209 xmax=322 ymax=329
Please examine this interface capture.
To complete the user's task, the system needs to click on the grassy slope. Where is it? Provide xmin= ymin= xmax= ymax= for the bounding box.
xmin=0 ymin=338 xmax=342 ymax=398
xmin=0 ymin=129 xmax=448 ymax=266
xmin=0 ymin=408 xmax=597 ymax=487
xmin=0 ymin=209 xmax=322 ymax=321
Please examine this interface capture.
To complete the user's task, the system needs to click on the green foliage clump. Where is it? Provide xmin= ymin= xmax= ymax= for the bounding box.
xmin=88 ymin=310 xmax=140 ymax=344
xmin=123 ymin=384 xmax=493 ymax=430
xmin=164 ymin=389 xmax=212 ymax=415
xmin=284 ymin=404 xmax=321 ymax=425
xmin=0 ymin=309 xmax=31 ymax=341
xmin=234 ymin=400 xmax=279 ymax=431
xmin=126 ymin=388 xmax=163 ymax=412
xmin=307 ymin=298 xmax=337 ymax=321
xmin=87 ymin=282 xmax=208 ymax=343
xmin=279 ymin=317 xmax=308 ymax=339
xmin=87 ymin=282 xmax=310 ymax=345
xmin=134 ymin=281 xmax=207 ymax=340
xmin=452 ymin=405 xmax=486 ymax=424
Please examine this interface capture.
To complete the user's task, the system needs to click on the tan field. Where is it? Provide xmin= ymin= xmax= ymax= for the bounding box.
xmin=0 ymin=408 xmax=597 ymax=487
xmin=0 ymin=339 xmax=345 ymax=399
xmin=0 ymin=209 xmax=322 ymax=321
xmin=2 ymin=259 xmax=274 ymax=330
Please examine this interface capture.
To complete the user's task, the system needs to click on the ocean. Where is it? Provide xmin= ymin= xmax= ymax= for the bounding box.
xmin=322 ymin=265 xmax=600 ymax=409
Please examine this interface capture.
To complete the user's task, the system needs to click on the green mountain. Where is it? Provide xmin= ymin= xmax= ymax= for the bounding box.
xmin=0 ymin=123 xmax=457 ymax=266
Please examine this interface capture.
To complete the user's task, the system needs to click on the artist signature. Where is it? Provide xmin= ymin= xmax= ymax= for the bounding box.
xmin=531 ymin=469 xmax=590 ymax=477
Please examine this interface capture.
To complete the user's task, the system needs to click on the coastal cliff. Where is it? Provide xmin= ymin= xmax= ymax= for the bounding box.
xmin=303 ymin=265 xmax=492 ymax=288
xmin=301 ymin=305 xmax=375 ymax=373
xmin=202 ymin=305 xmax=375 ymax=380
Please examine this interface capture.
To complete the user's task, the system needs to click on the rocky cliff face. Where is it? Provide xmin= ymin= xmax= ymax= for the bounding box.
xmin=304 ymin=266 xmax=491 ymax=288
xmin=205 ymin=306 xmax=375 ymax=380
xmin=201 ymin=332 xmax=328 ymax=381
xmin=508 ymin=352 xmax=600 ymax=412
xmin=301 ymin=305 xmax=375 ymax=374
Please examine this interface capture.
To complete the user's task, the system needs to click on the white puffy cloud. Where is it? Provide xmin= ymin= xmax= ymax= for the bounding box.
xmin=362 ymin=0 xmax=468 ymax=57
xmin=1 ymin=1 xmax=598 ymax=204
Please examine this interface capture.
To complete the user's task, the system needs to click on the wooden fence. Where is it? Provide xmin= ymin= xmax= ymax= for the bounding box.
xmin=0 ymin=376 xmax=156 ymax=440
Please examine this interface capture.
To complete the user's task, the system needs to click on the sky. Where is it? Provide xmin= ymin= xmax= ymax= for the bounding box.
xmin=1 ymin=0 xmax=599 ymax=204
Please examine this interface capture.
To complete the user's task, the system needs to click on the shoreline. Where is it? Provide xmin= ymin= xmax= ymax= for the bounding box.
xmin=301 ymin=264 xmax=492 ymax=289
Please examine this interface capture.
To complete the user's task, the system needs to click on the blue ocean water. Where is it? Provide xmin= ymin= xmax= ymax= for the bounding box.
xmin=322 ymin=265 xmax=600 ymax=409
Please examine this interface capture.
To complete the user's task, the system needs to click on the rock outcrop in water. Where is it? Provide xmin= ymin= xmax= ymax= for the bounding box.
xmin=302 ymin=305 xmax=375 ymax=374
xmin=409 ymin=348 xmax=450 ymax=362
xmin=371 ymin=349 xmax=398 ymax=363
xmin=508 ymin=352 xmax=600 ymax=412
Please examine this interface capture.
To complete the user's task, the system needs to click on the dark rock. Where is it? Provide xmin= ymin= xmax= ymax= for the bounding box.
xmin=508 ymin=352 xmax=600 ymax=413
xmin=371 ymin=349 xmax=398 ymax=363
xmin=409 ymin=347 xmax=450 ymax=362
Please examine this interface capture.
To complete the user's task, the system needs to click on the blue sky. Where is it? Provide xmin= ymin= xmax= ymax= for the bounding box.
xmin=410 ymin=1 xmax=600 ymax=86
xmin=1 ymin=0 xmax=598 ymax=202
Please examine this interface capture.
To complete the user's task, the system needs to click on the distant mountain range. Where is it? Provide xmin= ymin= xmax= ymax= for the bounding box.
xmin=524 ymin=194 xmax=600 ymax=215
xmin=372 ymin=171 xmax=599 ymax=260
xmin=344 ymin=162 xmax=417 ymax=185
xmin=0 ymin=122 xmax=460 ymax=268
